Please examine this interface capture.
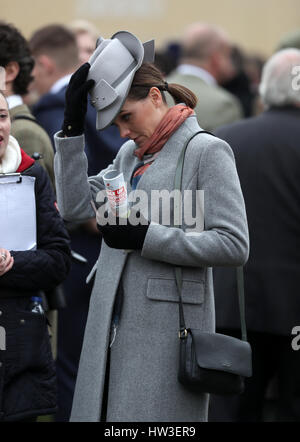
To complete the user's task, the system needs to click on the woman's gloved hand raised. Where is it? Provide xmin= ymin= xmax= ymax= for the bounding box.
xmin=62 ymin=63 xmax=95 ymax=137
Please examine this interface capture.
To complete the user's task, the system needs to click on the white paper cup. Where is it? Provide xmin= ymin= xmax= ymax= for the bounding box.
xmin=103 ymin=170 xmax=129 ymax=217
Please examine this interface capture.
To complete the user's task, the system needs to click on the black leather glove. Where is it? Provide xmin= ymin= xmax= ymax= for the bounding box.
xmin=62 ymin=63 xmax=95 ymax=137
xmin=98 ymin=211 xmax=150 ymax=250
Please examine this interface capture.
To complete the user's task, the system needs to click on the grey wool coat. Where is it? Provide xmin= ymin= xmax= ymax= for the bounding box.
xmin=54 ymin=115 xmax=249 ymax=422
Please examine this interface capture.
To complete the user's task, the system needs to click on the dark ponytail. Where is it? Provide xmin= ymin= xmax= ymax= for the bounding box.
xmin=166 ymin=82 xmax=197 ymax=109
xmin=129 ymin=63 xmax=197 ymax=109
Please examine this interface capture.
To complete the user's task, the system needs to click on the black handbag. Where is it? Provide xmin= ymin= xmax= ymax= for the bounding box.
xmin=174 ymin=131 xmax=252 ymax=395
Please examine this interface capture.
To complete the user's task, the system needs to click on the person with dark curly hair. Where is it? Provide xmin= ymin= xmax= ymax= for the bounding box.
xmin=0 ymin=21 xmax=55 ymax=188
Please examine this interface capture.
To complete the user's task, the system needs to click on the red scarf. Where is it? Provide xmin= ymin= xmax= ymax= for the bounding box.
xmin=17 ymin=148 xmax=35 ymax=172
xmin=134 ymin=104 xmax=194 ymax=160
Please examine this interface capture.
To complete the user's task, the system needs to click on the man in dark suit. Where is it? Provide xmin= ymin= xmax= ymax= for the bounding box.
xmin=28 ymin=24 xmax=124 ymax=421
xmin=209 ymin=48 xmax=300 ymax=422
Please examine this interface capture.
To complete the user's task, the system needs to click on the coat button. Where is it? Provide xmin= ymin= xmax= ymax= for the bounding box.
xmin=20 ymin=319 xmax=25 ymax=324
xmin=0 ymin=362 xmax=2 ymax=368
xmin=0 ymin=311 xmax=2 ymax=316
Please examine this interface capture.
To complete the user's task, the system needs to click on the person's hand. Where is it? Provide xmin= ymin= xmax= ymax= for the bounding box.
xmin=62 ymin=63 xmax=95 ymax=137
xmin=98 ymin=210 xmax=150 ymax=250
xmin=0 ymin=248 xmax=14 ymax=276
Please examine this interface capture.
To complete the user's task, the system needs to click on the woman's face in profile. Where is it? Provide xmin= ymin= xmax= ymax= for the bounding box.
xmin=0 ymin=94 xmax=11 ymax=162
xmin=113 ymin=87 xmax=167 ymax=147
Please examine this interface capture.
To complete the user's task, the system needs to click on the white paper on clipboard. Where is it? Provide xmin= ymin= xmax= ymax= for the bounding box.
xmin=0 ymin=174 xmax=36 ymax=251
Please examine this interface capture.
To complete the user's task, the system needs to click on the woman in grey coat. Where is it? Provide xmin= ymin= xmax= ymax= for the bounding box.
xmin=54 ymin=31 xmax=249 ymax=422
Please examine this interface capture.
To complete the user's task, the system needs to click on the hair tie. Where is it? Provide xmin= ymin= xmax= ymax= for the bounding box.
xmin=164 ymin=81 xmax=169 ymax=91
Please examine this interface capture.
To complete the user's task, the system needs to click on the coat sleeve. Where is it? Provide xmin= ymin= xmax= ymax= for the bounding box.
xmin=0 ymin=165 xmax=71 ymax=291
xmin=141 ymin=138 xmax=249 ymax=267
xmin=53 ymin=131 xmax=119 ymax=222
xmin=54 ymin=132 xmax=100 ymax=221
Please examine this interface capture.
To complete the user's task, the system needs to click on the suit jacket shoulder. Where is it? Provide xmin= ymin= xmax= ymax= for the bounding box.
xmin=166 ymin=71 xmax=243 ymax=131
xmin=10 ymin=104 xmax=55 ymax=190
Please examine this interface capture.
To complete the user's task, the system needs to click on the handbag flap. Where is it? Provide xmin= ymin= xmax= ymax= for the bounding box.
xmin=190 ymin=330 xmax=252 ymax=377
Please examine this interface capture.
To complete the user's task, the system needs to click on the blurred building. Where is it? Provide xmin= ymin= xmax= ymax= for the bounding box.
xmin=3 ymin=0 xmax=300 ymax=57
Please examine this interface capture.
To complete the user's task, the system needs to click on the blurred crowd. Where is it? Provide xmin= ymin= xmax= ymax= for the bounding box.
xmin=0 ymin=17 xmax=300 ymax=422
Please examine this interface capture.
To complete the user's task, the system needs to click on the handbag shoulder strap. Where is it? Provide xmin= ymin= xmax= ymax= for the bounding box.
xmin=173 ymin=130 xmax=212 ymax=195
xmin=236 ymin=266 xmax=247 ymax=341
xmin=173 ymin=130 xmax=248 ymax=342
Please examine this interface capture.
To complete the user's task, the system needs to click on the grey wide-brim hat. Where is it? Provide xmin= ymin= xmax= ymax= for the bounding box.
xmin=87 ymin=31 xmax=155 ymax=130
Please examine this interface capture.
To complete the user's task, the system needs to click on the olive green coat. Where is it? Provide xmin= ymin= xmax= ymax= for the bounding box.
xmin=166 ymin=72 xmax=243 ymax=132
xmin=10 ymin=104 xmax=55 ymax=190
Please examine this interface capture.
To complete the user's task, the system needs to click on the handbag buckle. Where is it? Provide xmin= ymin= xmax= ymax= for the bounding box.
xmin=178 ymin=328 xmax=188 ymax=339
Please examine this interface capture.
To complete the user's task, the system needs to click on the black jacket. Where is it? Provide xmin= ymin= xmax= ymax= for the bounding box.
xmin=213 ymin=106 xmax=300 ymax=336
xmin=0 ymin=151 xmax=71 ymax=421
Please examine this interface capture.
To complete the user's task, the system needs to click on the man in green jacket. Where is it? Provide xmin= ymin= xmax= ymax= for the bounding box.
xmin=167 ymin=23 xmax=243 ymax=131
xmin=0 ymin=21 xmax=55 ymax=190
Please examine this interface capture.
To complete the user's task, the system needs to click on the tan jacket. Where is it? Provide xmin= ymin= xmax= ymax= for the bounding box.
xmin=166 ymin=71 xmax=243 ymax=132
xmin=10 ymin=104 xmax=55 ymax=190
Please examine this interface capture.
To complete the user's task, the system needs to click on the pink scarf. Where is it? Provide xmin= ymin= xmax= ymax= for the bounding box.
xmin=134 ymin=104 xmax=194 ymax=160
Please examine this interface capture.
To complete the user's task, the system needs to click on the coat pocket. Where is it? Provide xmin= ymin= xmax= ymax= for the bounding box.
xmin=146 ymin=277 xmax=204 ymax=304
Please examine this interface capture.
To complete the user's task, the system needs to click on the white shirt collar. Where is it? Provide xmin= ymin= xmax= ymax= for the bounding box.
xmin=176 ymin=64 xmax=217 ymax=86
xmin=50 ymin=74 xmax=72 ymax=94
xmin=6 ymin=94 xmax=23 ymax=110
